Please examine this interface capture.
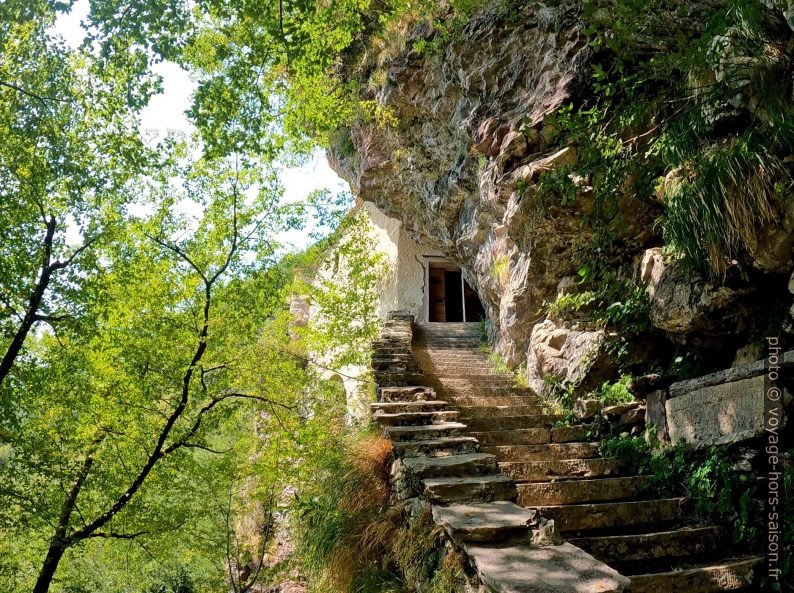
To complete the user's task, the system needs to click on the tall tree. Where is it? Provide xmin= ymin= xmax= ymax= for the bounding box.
xmin=0 ymin=0 xmax=157 ymax=389
xmin=0 ymin=155 xmax=309 ymax=592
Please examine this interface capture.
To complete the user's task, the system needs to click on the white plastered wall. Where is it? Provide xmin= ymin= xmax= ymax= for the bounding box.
xmin=309 ymin=201 xmax=441 ymax=421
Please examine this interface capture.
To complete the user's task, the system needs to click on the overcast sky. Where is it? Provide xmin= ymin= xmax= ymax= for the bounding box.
xmin=53 ymin=0 xmax=347 ymax=251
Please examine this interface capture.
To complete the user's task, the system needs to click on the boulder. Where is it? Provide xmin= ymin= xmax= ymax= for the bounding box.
xmin=617 ymin=407 xmax=646 ymax=429
xmin=627 ymin=374 xmax=671 ymax=399
xmin=576 ymin=399 xmax=602 ymax=420
xmin=602 ymin=402 xmax=641 ymax=416
xmin=525 ymin=319 xmax=618 ymax=399
xmin=638 ymin=248 xmax=753 ymax=340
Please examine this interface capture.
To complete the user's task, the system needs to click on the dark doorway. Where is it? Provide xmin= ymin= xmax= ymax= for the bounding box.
xmin=428 ymin=266 xmax=446 ymax=322
xmin=444 ymin=270 xmax=463 ymax=322
xmin=427 ymin=261 xmax=485 ymax=322
xmin=464 ymin=280 xmax=485 ymax=322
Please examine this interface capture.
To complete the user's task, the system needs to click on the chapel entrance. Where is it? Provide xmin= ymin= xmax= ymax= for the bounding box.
xmin=427 ymin=261 xmax=485 ymax=322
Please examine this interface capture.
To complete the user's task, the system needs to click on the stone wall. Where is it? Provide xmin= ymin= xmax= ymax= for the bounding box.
xmin=646 ymin=351 xmax=793 ymax=447
xmin=308 ymin=201 xmax=443 ymax=419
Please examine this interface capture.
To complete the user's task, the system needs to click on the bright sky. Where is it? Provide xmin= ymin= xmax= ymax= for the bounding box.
xmin=52 ymin=0 xmax=347 ymax=251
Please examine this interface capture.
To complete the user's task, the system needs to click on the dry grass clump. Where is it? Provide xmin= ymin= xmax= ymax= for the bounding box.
xmin=293 ymin=431 xmax=400 ymax=593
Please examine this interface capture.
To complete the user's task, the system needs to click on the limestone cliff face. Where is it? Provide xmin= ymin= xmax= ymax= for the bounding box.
xmin=330 ymin=1 xmax=611 ymax=363
xmin=328 ymin=1 xmax=794 ymax=380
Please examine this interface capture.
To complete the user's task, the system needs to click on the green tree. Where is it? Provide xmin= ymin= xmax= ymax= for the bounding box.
xmin=0 ymin=154 xmax=309 ymax=592
xmin=0 ymin=0 xmax=158 ymax=389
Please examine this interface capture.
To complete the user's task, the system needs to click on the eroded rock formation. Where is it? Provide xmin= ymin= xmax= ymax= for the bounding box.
xmin=329 ymin=0 xmax=794 ymax=385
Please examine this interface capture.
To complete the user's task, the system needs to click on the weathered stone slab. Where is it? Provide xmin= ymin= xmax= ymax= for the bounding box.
xmin=536 ymin=498 xmax=686 ymax=533
xmin=644 ymin=389 xmax=669 ymax=442
xmin=628 ymin=556 xmax=761 ymax=593
xmin=392 ymin=436 xmax=479 ymax=458
xmin=665 ymin=374 xmax=775 ymax=447
xmin=498 ymin=458 xmax=621 ymax=481
xmin=569 ymin=526 xmax=722 ymax=563
xmin=517 ymin=476 xmax=652 ymax=506
xmin=424 ymin=474 xmax=517 ymax=504
xmin=480 ymin=443 xmax=600 ymax=461
xmin=432 ymin=501 xmax=537 ymax=542
xmin=601 ymin=401 xmax=640 ymax=416
xmin=465 ymin=542 xmax=630 ymax=593
xmin=402 ymin=452 xmax=497 ymax=479
xmin=669 ymin=350 xmax=793 ymax=397
xmin=550 ymin=425 xmax=589 ymax=443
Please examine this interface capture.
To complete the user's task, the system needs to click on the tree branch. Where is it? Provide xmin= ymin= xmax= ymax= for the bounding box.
xmin=84 ymin=531 xmax=148 ymax=540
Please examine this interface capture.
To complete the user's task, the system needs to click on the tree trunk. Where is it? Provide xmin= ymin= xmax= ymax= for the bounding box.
xmin=0 ymin=216 xmax=56 ymax=388
xmin=0 ymin=266 xmax=53 ymax=386
xmin=32 ymin=542 xmax=65 ymax=593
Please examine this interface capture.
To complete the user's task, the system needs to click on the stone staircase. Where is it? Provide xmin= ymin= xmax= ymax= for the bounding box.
xmin=371 ymin=313 xmax=629 ymax=593
xmin=408 ymin=321 xmax=762 ymax=593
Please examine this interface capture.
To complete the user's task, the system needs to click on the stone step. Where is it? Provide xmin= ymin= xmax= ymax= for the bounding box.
xmin=468 ymin=428 xmax=551 ymax=447
xmin=432 ymin=501 xmax=537 ymax=543
xmin=516 ymin=476 xmax=654 ymax=506
xmin=372 ymin=360 xmax=420 ymax=370
xmin=403 ymin=452 xmax=498 ymax=479
xmin=550 ymin=425 xmax=591 ymax=443
xmin=415 ymin=321 xmax=481 ymax=329
xmin=385 ymin=421 xmax=467 ymax=442
xmin=456 ymin=405 xmax=548 ymax=417
xmin=423 ymin=474 xmax=517 ymax=504
xmin=480 ymin=442 xmax=601 ymax=461
xmin=536 ymin=498 xmax=687 ymax=533
xmin=419 ymin=364 xmax=498 ymax=374
xmin=468 ymin=426 xmax=586 ymax=446
xmin=372 ymin=353 xmax=415 ymax=362
xmin=378 ymin=386 xmax=435 ymax=402
xmin=449 ymin=395 xmax=544 ymax=407
xmin=569 ymin=526 xmax=723 ymax=564
xmin=392 ymin=436 xmax=479 ymax=458
xmin=498 ymin=458 xmax=622 ymax=481
xmin=464 ymin=542 xmax=630 ymax=593
xmin=373 ymin=410 xmax=459 ymax=426
xmin=436 ymin=376 xmax=515 ymax=385
xmin=414 ymin=350 xmax=489 ymax=358
xmin=416 ymin=339 xmax=483 ymax=347
xmin=442 ymin=386 xmax=538 ymax=397
xmin=415 ymin=353 xmax=490 ymax=361
xmin=626 ymin=556 xmax=761 ymax=593
xmin=370 ymin=400 xmax=449 ymax=414
xmin=461 ymin=414 xmax=563 ymax=431
xmin=375 ymin=372 xmax=425 ymax=387
xmin=371 ymin=361 xmax=420 ymax=371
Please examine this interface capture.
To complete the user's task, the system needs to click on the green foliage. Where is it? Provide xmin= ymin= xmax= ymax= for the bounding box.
xmin=600 ymin=434 xmax=793 ymax=556
xmin=0 ymin=0 xmax=161 ymax=393
xmin=293 ymin=208 xmax=389 ymax=372
xmin=546 ymin=268 xmax=650 ymax=336
xmin=571 ymin=0 xmax=794 ymax=278
xmin=588 ymin=375 xmax=635 ymax=406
